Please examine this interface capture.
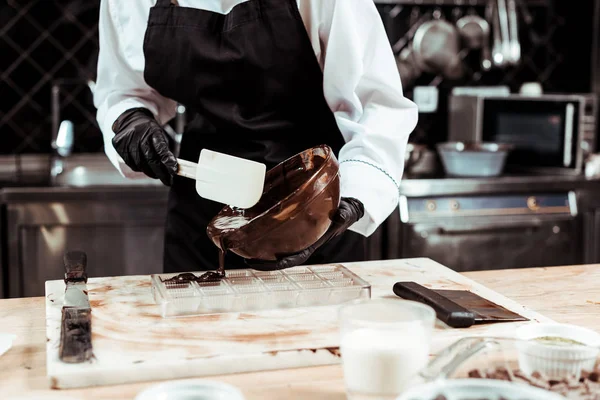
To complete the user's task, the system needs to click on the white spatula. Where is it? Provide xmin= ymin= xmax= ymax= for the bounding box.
xmin=177 ymin=149 xmax=266 ymax=209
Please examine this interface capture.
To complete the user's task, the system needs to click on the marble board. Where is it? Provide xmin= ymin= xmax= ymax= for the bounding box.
xmin=45 ymin=258 xmax=554 ymax=389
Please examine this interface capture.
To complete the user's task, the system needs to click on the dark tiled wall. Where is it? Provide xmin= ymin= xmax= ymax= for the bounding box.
xmin=1 ymin=0 xmax=100 ymax=155
xmin=0 ymin=0 xmax=597 ymax=155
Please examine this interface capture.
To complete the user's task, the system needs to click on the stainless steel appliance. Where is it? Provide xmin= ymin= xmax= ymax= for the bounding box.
xmin=398 ymin=192 xmax=581 ymax=272
xmin=448 ymin=94 xmax=598 ymax=174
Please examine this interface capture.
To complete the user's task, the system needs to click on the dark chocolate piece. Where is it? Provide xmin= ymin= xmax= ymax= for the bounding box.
xmin=162 ymin=269 xmax=226 ymax=285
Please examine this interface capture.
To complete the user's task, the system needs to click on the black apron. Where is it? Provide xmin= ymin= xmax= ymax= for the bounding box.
xmin=143 ymin=0 xmax=367 ymax=272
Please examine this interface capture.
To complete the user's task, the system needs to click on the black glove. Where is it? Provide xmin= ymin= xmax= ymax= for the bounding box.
xmin=245 ymin=197 xmax=365 ymax=271
xmin=111 ymin=108 xmax=178 ymax=186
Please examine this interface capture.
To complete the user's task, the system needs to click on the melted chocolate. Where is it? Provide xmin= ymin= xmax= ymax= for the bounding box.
xmin=207 ymin=146 xmax=339 ymax=263
xmin=162 ymin=269 xmax=225 ymax=284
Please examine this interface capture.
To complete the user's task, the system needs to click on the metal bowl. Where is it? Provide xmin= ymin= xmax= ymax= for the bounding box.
xmin=436 ymin=142 xmax=514 ymax=177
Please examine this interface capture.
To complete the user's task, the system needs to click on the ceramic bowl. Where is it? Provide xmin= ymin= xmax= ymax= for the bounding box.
xmin=207 ymin=145 xmax=340 ymax=262
xmin=515 ymin=323 xmax=600 ymax=379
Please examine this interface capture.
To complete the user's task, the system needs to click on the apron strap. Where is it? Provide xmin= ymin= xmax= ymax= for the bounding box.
xmin=156 ymin=0 xmax=176 ymax=6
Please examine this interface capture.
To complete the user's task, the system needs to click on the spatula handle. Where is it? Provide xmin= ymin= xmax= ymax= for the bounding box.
xmin=177 ymin=158 xmax=197 ymax=180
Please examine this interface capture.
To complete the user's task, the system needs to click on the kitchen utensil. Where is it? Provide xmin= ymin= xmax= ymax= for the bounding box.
xmin=339 ymin=299 xmax=436 ymax=399
xmin=507 ymin=0 xmax=521 ymax=64
xmin=515 ymin=323 xmax=600 ymax=379
xmin=135 ymin=380 xmax=245 ymax=400
xmin=456 ymin=15 xmax=492 ymax=71
xmin=396 ymin=47 xmax=420 ymax=89
xmin=177 ymin=149 xmax=266 ymax=209
xmin=436 ymin=142 xmax=514 ymax=177
xmin=152 ymin=265 xmax=371 ymax=318
xmin=393 ymin=282 xmax=528 ymax=328
xmin=490 ymin=0 xmax=505 ymax=67
xmin=397 ymin=379 xmax=565 ymax=400
xmin=405 ymin=143 xmax=428 ymax=173
xmin=412 ymin=14 xmax=464 ymax=80
xmin=59 ymin=251 xmax=93 ymax=363
xmin=497 ymin=0 xmax=511 ymax=64
xmin=207 ymin=145 xmax=339 ymax=261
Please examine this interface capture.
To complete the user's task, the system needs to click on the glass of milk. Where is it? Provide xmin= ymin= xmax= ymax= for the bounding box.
xmin=339 ymin=299 xmax=436 ymax=400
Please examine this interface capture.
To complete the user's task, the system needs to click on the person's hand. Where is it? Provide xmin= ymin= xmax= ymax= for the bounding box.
xmin=245 ymin=198 xmax=364 ymax=271
xmin=111 ymin=108 xmax=178 ymax=186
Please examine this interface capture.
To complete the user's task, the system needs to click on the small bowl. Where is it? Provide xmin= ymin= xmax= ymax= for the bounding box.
xmin=207 ymin=145 xmax=340 ymax=262
xmin=515 ymin=323 xmax=600 ymax=379
xmin=135 ymin=379 xmax=245 ymax=400
xmin=436 ymin=142 xmax=514 ymax=177
xmin=396 ymin=379 xmax=564 ymax=400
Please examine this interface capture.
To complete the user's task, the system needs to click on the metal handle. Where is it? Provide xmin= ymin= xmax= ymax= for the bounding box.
xmin=497 ymin=0 xmax=511 ymax=64
xmin=418 ymin=337 xmax=499 ymax=381
xmin=564 ymin=103 xmax=575 ymax=167
xmin=490 ymin=0 xmax=505 ymax=67
xmin=507 ymin=0 xmax=521 ymax=64
xmin=53 ymin=120 xmax=74 ymax=157
xmin=64 ymin=251 xmax=88 ymax=283
xmin=432 ymin=224 xmax=542 ymax=235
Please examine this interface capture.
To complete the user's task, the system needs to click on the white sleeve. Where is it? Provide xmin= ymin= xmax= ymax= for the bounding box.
xmin=94 ymin=0 xmax=177 ymax=178
xmin=319 ymin=0 xmax=418 ymax=237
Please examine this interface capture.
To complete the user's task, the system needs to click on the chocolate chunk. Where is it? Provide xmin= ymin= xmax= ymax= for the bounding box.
xmin=468 ymin=369 xmax=484 ymax=378
xmin=590 ymin=372 xmax=600 ymax=382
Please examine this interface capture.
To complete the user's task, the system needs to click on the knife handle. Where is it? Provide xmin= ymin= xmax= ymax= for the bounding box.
xmin=393 ymin=282 xmax=475 ymax=328
xmin=64 ymin=251 xmax=88 ymax=283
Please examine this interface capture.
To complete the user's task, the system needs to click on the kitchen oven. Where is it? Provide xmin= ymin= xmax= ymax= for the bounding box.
xmin=448 ymin=94 xmax=598 ymax=174
xmin=398 ymin=192 xmax=581 ymax=272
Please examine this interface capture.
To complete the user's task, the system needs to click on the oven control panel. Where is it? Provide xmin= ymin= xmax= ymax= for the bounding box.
xmin=399 ymin=192 xmax=577 ymax=223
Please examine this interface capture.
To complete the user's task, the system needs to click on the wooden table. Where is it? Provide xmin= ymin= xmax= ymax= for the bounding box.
xmin=1 ymin=263 xmax=598 ymax=400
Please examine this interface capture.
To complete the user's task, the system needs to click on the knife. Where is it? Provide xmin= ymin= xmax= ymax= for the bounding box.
xmin=59 ymin=251 xmax=94 ymax=363
xmin=393 ymin=281 xmax=528 ymax=328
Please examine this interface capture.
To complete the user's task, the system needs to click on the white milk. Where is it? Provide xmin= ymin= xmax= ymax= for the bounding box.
xmin=340 ymin=326 xmax=430 ymax=398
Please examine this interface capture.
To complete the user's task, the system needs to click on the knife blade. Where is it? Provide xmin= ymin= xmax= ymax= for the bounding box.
xmin=59 ymin=251 xmax=94 ymax=363
xmin=393 ymin=281 xmax=528 ymax=328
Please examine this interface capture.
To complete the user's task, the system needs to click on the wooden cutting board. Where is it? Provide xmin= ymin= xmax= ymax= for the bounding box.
xmin=45 ymin=258 xmax=554 ymax=389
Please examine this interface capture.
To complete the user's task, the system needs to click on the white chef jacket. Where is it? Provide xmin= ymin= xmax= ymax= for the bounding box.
xmin=94 ymin=0 xmax=419 ymax=237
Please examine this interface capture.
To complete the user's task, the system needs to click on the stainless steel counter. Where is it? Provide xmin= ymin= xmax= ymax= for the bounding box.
xmin=400 ymin=174 xmax=600 ymax=198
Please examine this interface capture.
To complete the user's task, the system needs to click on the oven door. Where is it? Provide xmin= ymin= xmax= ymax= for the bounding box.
xmin=481 ymin=97 xmax=582 ymax=173
xmin=401 ymin=217 xmax=581 ymax=272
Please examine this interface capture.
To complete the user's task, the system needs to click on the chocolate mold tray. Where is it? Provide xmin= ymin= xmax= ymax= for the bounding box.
xmin=151 ymin=265 xmax=371 ymax=318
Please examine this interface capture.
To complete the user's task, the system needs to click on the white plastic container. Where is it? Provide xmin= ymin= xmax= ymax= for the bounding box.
xmin=515 ymin=323 xmax=600 ymax=379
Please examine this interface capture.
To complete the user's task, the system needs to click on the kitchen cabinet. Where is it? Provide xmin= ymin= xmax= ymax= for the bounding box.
xmin=4 ymin=196 xmax=168 ymax=298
